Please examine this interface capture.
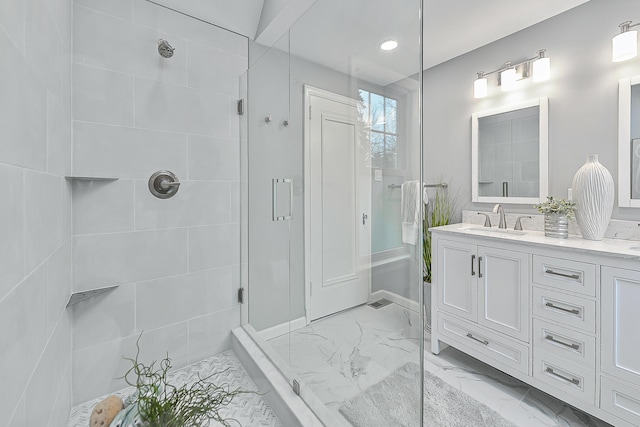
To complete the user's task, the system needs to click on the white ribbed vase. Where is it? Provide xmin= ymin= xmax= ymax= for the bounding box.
xmin=572 ymin=154 xmax=614 ymax=241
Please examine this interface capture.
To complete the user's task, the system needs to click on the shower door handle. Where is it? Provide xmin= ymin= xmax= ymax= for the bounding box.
xmin=272 ymin=178 xmax=293 ymax=221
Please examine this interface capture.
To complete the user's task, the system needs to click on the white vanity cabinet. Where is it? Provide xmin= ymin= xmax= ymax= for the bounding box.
xmin=436 ymin=237 xmax=530 ymax=376
xmin=437 ymin=238 xmax=529 ymax=341
xmin=431 ymin=224 xmax=640 ymax=427
xmin=600 ymin=266 xmax=640 ymax=425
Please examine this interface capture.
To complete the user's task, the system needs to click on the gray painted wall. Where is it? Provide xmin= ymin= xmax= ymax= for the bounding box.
xmin=424 ymin=0 xmax=640 ymax=221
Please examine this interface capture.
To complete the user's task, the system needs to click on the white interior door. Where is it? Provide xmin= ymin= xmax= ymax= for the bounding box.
xmin=305 ymin=86 xmax=371 ymax=322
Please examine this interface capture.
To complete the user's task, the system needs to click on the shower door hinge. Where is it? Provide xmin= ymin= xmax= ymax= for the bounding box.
xmin=237 ymin=287 xmax=245 ymax=304
xmin=237 ymin=99 xmax=244 ymax=116
xmin=292 ymin=379 xmax=301 ymax=396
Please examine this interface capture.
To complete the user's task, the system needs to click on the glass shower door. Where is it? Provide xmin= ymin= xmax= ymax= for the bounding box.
xmin=243 ymin=33 xmax=295 ymax=364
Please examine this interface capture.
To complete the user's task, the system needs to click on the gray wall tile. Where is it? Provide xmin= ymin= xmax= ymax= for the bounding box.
xmin=136 ymin=267 xmax=233 ymax=331
xmin=73 ymin=121 xmax=187 ymax=179
xmin=73 ymin=63 xmax=135 ymax=126
xmin=72 ymin=322 xmax=188 ymax=404
xmin=73 ymin=284 xmax=136 ymax=350
xmin=47 ymin=92 xmax=72 ymax=176
xmin=0 ymin=164 xmax=24 ymax=300
xmin=24 ymin=171 xmax=64 ymax=273
xmin=0 ymin=266 xmax=48 ymax=420
xmin=72 ymin=179 xmax=135 ymax=235
xmin=73 ymin=5 xmax=187 ymax=85
xmin=0 ymin=32 xmax=47 ymax=171
xmin=135 ymin=77 xmax=239 ymax=138
xmin=73 ymin=228 xmax=188 ymax=290
xmin=188 ymin=135 xmax=240 ymax=181
xmin=135 ymin=180 xmax=230 ymax=229
xmin=188 ymin=224 xmax=240 ymax=272
xmin=187 ymin=41 xmax=247 ymax=96
xmin=74 ymin=0 xmax=133 ymax=21
xmin=46 ymin=241 xmax=72 ymax=338
xmin=188 ymin=306 xmax=240 ymax=364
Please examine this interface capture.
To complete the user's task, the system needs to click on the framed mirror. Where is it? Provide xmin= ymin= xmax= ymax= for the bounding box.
xmin=472 ymin=97 xmax=548 ymax=204
xmin=618 ymin=76 xmax=640 ymax=208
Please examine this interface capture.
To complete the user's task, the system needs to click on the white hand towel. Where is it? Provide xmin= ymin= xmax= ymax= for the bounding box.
xmin=401 ymin=180 xmax=422 ymax=245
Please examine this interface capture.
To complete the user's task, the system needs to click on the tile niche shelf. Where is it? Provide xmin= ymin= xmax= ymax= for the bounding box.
xmin=66 ymin=284 xmax=119 ymax=307
xmin=65 ymin=176 xmax=119 ymax=181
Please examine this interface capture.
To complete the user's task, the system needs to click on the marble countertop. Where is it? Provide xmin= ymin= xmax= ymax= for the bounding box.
xmin=431 ymin=223 xmax=640 ymax=261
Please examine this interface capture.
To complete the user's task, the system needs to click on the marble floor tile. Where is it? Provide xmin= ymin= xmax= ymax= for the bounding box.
xmin=267 ymin=302 xmax=611 ymax=427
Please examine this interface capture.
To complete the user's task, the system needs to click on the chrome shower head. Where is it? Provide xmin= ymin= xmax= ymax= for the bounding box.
xmin=158 ymin=39 xmax=174 ymax=58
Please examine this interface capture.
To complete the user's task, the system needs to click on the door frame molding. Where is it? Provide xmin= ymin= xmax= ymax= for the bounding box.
xmin=303 ymin=85 xmax=364 ymax=324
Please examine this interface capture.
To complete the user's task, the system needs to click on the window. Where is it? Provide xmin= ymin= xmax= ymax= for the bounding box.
xmin=359 ymin=90 xmax=398 ymax=169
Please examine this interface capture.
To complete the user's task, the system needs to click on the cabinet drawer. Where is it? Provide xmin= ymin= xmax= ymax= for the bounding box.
xmin=438 ymin=312 xmax=529 ymax=375
xmin=533 ymin=349 xmax=595 ymax=405
xmin=532 ymin=319 xmax=595 ymax=369
xmin=532 ymin=287 xmax=595 ymax=333
xmin=532 ymin=255 xmax=596 ymax=296
xmin=600 ymin=376 xmax=640 ymax=426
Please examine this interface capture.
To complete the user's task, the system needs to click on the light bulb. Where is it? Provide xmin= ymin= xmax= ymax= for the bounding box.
xmin=612 ymin=30 xmax=637 ymax=62
xmin=501 ymin=68 xmax=517 ymax=91
xmin=474 ymin=77 xmax=487 ymax=98
xmin=380 ymin=40 xmax=398 ymax=51
xmin=532 ymin=57 xmax=551 ymax=82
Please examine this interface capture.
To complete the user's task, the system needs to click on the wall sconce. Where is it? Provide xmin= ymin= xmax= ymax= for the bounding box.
xmin=612 ymin=21 xmax=639 ymax=62
xmin=473 ymin=49 xmax=550 ymax=99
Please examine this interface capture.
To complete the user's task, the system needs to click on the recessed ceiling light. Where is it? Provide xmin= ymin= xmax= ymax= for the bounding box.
xmin=380 ymin=40 xmax=398 ymax=51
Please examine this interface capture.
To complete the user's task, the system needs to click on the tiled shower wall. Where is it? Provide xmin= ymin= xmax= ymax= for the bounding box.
xmin=71 ymin=0 xmax=248 ymax=403
xmin=0 ymin=0 xmax=74 ymax=425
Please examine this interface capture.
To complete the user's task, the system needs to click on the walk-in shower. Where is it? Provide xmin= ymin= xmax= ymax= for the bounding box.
xmin=240 ymin=0 xmax=425 ymax=424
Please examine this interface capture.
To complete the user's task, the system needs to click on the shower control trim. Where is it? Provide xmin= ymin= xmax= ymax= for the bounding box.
xmin=149 ymin=170 xmax=181 ymax=199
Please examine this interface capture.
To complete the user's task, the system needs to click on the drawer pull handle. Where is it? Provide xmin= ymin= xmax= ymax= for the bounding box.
xmin=545 ymin=302 xmax=580 ymax=315
xmin=545 ymin=269 xmax=580 ymax=280
xmin=478 ymin=256 xmax=483 ymax=278
xmin=471 ymin=255 xmax=476 ymax=276
xmin=545 ymin=334 xmax=580 ymax=350
xmin=545 ymin=367 xmax=580 ymax=386
xmin=466 ymin=333 xmax=489 ymax=345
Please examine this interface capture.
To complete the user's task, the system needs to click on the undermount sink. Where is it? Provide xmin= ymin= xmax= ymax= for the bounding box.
xmin=459 ymin=225 xmax=527 ymax=236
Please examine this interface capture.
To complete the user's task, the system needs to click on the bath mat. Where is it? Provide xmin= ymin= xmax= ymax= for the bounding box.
xmin=339 ymin=362 xmax=516 ymax=427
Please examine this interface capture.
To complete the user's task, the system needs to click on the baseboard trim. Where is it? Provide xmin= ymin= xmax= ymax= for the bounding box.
xmin=256 ymin=316 xmax=307 ymax=341
xmin=370 ymin=289 xmax=421 ymax=313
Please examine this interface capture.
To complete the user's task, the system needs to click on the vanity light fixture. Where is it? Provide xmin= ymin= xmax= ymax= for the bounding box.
xmin=612 ymin=21 xmax=639 ymax=62
xmin=473 ymin=49 xmax=550 ymax=98
xmin=501 ymin=63 xmax=517 ymax=91
xmin=380 ymin=39 xmax=398 ymax=51
xmin=474 ymin=72 xmax=488 ymax=98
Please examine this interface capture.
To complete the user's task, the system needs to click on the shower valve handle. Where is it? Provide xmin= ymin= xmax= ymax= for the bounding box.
xmin=160 ymin=179 xmax=180 ymax=189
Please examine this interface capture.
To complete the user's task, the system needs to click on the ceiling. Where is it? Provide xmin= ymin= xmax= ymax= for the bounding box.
xmin=151 ymin=0 xmax=591 ymax=86
xmin=423 ymin=0 xmax=591 ymax=69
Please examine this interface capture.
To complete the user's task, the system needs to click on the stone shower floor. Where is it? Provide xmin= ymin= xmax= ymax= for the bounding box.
xmin=268 ymin=302 xmax=612 ymax=427
xmin=67 ymin=349 xmax=282 ymax=427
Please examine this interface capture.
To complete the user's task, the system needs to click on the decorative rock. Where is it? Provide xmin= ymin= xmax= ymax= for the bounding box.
xmin=90 ymin=395 xmax=124 ymax=427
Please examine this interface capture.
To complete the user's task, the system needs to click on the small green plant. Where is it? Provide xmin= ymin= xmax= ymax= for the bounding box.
xmin=534 ymin=196 xmax=576 ymax=220
xmin=423 ymin=181 xmax=459 ymax=283
xmin=121 ymin=337 xmax=253 ymax=427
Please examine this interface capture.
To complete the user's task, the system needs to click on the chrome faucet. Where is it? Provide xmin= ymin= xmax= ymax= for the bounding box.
xmin=493 ymin=204 xmax=507 ymax=229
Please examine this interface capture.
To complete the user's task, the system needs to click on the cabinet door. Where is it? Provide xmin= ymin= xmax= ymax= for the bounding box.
xmin=602 ymin=266 xmax=640 ymax=388
xmin=477 ymin=246 xmax=529 ymax=342
xmin=437 ymin=239 xmax=477 ymax=322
